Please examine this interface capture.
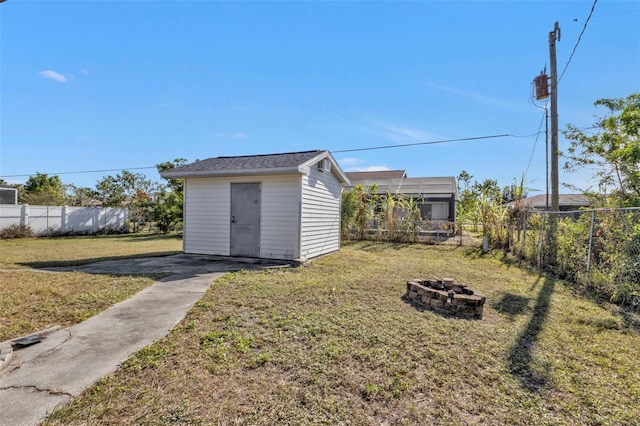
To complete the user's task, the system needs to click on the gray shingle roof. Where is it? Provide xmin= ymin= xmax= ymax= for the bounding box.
xmin=159 ymin=150 xmax=349 ymax=184
xmin=170 ymin=150 xmax=323 ymax=173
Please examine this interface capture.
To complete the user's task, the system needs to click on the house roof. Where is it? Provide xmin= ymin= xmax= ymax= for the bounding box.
xmin=346 ymin=176 xmax=458 ymax=199
xmin=160 ymin=150 xmax=349 ymax=184
xmin=520 ymin=193 xmax=592 ymax=209
xmin=345 ymin=170 xmax=407 ymax=180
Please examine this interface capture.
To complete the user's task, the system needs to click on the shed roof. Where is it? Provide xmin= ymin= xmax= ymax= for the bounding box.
xmin=160 ymin=150 xmax=349 ymax=183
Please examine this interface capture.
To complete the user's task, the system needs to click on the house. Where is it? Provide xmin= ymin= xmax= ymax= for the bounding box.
xmin=0 ymin=187 xmax=18 ymax=205
xmin=518 ymin=193 xmax=592 ymax=211
xmin=160 ymin=150 xmax=349 ymax=262
xmin=344 ymin=171 xmax=458 ymax=229
xmin=344 ymin=170 xmax=407 ymax=180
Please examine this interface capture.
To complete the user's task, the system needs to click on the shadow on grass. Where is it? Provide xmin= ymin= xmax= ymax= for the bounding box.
xmin=37 ymin=232 xmax=183 ymax=242
xmin=21 ymin=251 xmax=181 ymax=269
xmin=358 ymin=242 xmax=413 ymax=252
xmin=507 ymin=274 xmax=556 ymax=392
xmin=462 ymin=247 xmax=535 ymax=273
xmin=492 ymin=293 xmax=530 ymax=317
xmin=610 ymin=307 xmax=640 ymax=334
xmin=343 ymin=239 xmax=466 ymax=254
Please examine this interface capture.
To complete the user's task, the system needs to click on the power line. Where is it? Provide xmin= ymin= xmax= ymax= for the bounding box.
xmin=1 ymin=132 xmax=547 ymax=180
xmin=333 ymin=133 xmax=517 ymax=153
xmin=559 ymin=0 xmax=598 ymax=83
xmin=0 ymin=166 xmax=157 ymax=179
xmin=524 ymin=102 xmax=549 ymax=180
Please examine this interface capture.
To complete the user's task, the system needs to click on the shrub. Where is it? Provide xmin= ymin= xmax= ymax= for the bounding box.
xmin=0 ymin=224 xmax=36 ymax=239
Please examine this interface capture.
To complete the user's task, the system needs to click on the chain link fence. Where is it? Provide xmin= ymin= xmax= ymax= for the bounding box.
xmin=343 ymin=206 xmax=639 ymax=309
xmin=509 ymin=207 xmax=640 ymax=309
xmin=419 ymin=208 xmax=640 ymax=309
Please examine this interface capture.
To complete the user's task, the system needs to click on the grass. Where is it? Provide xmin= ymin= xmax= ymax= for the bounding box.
xmin=42 ymin=241 xmax=639 ymax=425
xmin=0 ymin=232 xmax=182 ymax=269
xmin=0 ymin=234 xmax=182 ymax=341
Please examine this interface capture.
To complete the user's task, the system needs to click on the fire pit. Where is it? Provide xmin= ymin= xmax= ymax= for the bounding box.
xmin=404 ymin=278 xmax=485 ymax=318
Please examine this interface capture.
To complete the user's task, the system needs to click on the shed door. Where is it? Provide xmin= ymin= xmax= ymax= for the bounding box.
xmin=230 ymin=183 xmax=261 ymax=257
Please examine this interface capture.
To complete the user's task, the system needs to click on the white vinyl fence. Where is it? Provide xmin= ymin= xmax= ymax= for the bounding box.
xmin=0 ymin=205 xmax=128 ymax=236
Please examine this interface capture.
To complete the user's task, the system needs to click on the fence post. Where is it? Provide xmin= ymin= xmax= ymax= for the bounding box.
xmin=521 ymin=210 xmax=527 ymax=257
xmin=21 ymin=204 xmax=29 ymax=226
xmin=537 ymin=213 xmax=546 ymax=270
xmin=61 ymin=206 xmax=68 ymax=233
xmin=94 ymin=207 xmax=100 ymax=232
xmin=586 ymin=210 xmax=596 ymax=274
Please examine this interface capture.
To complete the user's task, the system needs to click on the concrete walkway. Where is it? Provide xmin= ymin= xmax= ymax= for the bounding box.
xmin=0 ymin=255 xmax=292 ymax=426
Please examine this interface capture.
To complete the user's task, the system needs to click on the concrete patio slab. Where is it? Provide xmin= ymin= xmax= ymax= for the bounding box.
xmin=0 ymin=254 xmax=294 ymax=426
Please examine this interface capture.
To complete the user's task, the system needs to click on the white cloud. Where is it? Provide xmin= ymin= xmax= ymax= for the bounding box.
xmin=218 ymin=132 xmax=248 ymax=139
xmin=346 ymin=165 xmax=391 ymax=172
xmin=38 ymin=70 xmax=68 ymax=83
xmin=379 ymin=123 xmax=436 ymax=145
xmin=425 ymin=81 xmax=518 ymax=109
xmin=338 ymin=157 xmax=365 ymax=166
xmin=349 ymin=110 xmax=441 ymax=146
xmin=80 ymin=69 xmax=89 ymax=75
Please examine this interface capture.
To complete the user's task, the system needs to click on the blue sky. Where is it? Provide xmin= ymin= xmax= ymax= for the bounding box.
xmin=1 ymin=0 xmax=638 ymax=194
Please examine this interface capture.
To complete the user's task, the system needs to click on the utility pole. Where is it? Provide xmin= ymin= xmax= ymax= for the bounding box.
xmin=549 ymin=22 xmax=560 ymax=212
xmin=532 ymin=23 xmax=560 ymax=267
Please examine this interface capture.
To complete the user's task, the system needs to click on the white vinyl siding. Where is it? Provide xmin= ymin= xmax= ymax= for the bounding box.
xmin=259 ymin=175 xmax=301 ymax=260
xmin=183 ymin=178 xmax=231 ymax=255
xmin=300 ymin=164 xmax=342 ymax=260
xmin=183 ymin=175 xmax=301 ymax=259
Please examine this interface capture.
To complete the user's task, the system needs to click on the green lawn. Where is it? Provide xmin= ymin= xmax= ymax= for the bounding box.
xmin=0 ymin=234 xmax=182 ymax=341
xmin=42 ymin=241 xmax=639 ymax=425
xmin=0 ymin=233 xmax=182 ymax=269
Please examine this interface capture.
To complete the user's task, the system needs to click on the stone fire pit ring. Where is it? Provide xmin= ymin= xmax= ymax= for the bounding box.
xmin=404 ymin=278 xmax=486 ymax=319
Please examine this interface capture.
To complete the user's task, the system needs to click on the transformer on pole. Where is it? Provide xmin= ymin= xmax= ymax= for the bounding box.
xmin=534 ymin=71 xmax=549 ymax=100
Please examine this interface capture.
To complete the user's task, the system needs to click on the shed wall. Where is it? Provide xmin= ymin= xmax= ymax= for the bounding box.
xmin=300 ymin=165 xmax=342 ymax=260
xmin=183 ymin=175 xmax=301 ymax=259
xmin=183 ymin=179 xmax=230 ymax=255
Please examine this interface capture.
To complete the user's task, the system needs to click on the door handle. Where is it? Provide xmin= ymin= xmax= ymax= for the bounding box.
xmin=231 ymin=216 xmax=235 ymax=223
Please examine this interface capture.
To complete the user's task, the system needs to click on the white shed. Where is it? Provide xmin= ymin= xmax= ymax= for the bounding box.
xmin=160 ymin=150 xmax=350 ymax=262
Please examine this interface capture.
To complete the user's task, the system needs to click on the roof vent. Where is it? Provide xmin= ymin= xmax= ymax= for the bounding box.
xmin=318 ymin=158 xmax=332 ymax=172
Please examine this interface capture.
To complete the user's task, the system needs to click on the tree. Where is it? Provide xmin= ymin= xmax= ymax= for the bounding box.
xmin=457 ymin=170 xmax=473 ymax=192
xmin=456 ymin=171 xmax=477 ymax=227
xmin=502 ymin=177 xmax=529 ymax=204
xmin=563 ymin=92 xmax=640 ymax=207
xmin=67 ymin=185 xmax=99 ymax=207
xmin=456 ymin=172 xmax=502 ymax=231
xmin=151 ymin=187 xmax=182 ymax=233
xmin=95 ymin=170 xmax=155 ymax=208
xmin=95 ymin=171 xmax=156 ymax=231
xmin=341 ymin=184 xmax=378 ymax=240
xmin=156 ymin=158 xmax=188 ymax=194
xmin=21 ymin=173 xmax=68 ymax=205
xmin=151 ymin=158 xmax=188 ymax=233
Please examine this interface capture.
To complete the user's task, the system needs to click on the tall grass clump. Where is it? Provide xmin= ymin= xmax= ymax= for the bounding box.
xmin=0 ymin=224 xmax=35 ymax=239
xmin=341 ymin=185 xmax=423 ymax=243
